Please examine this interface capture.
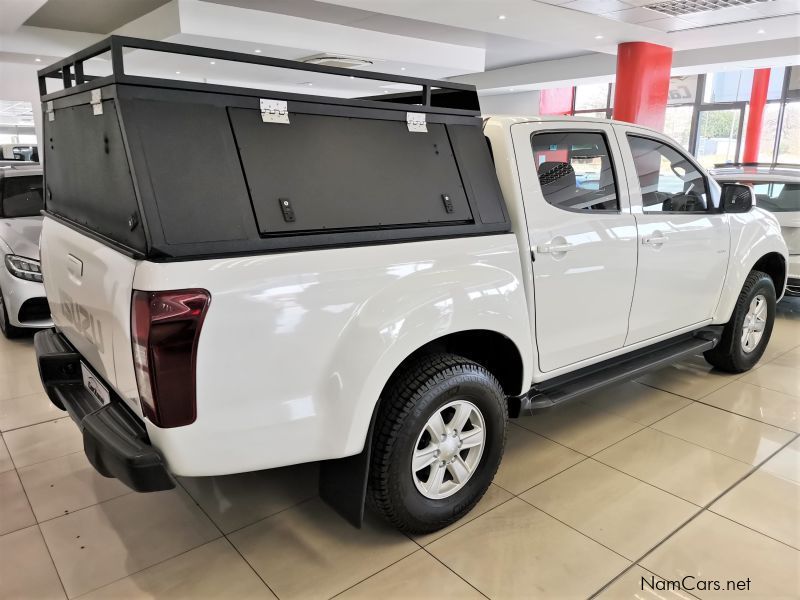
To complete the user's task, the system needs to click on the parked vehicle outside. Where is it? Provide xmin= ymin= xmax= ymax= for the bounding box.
xmin=712 ymin=164 xmax=800 ymax=296
xmin=1 ymin=144 xmax=39 ymax=162
xmin=33 ymin=39 xmax=789 ymax=534
xmin=0 ymin=165 xmax=51 ymax=337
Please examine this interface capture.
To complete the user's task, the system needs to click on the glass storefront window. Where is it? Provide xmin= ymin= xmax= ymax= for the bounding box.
xmin=760 ymin=103 xmax=780 ymax=163
xmin=663 ymin=105 xmax=694 ymax=150
xmin=704 ymin=68 xmax=786 ymax=104
xmin=668 ymin=76 xmax=698 ymax=105
xmin=788 ymin=67 xmax=800 ymax=95
xmin=695 ymin=109 xmax=742 ymax=168
xmin=703 ymin=70 xmax=750 ymax=103
xmin=778 ymin=102 xmax=799 ymax=163
xmin=574 ymin=111 xmax=608 ymax=119
xmin=767 ymin=67 xmax=785 ymax=100
xmin=574 ymin=84 xmax=609 ymax=111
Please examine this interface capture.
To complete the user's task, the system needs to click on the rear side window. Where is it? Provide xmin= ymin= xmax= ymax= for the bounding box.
xmin=627 ymin=135 xmax=709 ymax=213
xmin=752 ymin=182 xmax=800 ymax=213
xmin=1 ymin=175 xmax=43 ymax=217
xmin=531 ymin=131 xmax=619 ymax=212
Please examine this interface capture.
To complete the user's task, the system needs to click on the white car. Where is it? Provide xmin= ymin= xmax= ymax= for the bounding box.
xmin=0 ymin=165 xmax=51 ymax=337
xmin=712 ymin=164 xmax=799 ymax=297
xmin=34 ymin=38 xmax=788 ymax=534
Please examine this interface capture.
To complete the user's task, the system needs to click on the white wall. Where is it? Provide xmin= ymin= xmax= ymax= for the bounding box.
xmin=0 ymin=61 xmax=43 ymax=145
xmin=479 ymin=90 xmax=540 ymax=117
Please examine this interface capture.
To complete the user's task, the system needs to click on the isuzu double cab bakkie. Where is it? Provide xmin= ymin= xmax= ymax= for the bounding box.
xmin=34 ymin=38 xmax=788 ymax=533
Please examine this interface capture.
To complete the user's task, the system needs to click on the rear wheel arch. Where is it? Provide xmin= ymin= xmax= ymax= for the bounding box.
xmin=319 ymin=329 xmax=524 ymax=526
xmin=387 ymin=329 xmax=526 ymax=398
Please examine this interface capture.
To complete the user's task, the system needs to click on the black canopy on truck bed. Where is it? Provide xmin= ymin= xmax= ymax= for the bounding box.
xmin=38 ymin=36 xmax=510 ymax=261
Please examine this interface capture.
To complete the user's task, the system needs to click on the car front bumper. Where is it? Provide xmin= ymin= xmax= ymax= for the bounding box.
xmin=786 ymin=255 xmax=800 ymax=297
xmin=0 ymin=267 xmax=52 ymax=328
xmin=34 ymin=328 xmax=173 ymax=492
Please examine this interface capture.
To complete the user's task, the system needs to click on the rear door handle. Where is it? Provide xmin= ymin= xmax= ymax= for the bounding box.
xmin=536 ymin=242 xmax=573 ymax=254
xmin=642 ymin=234 xmax=668 ymax=246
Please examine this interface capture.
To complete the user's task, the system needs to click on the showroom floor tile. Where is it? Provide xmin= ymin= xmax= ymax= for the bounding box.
xmin=427 ymin=498 xmax=631 ymax=599
xmin=228 ymin=497 xmax=418 ymax=600
xmin=650 ymin=402 xmax=795 ymax=465
xmin=0 ymin=306 xmax=798 ymax=599
xmin=640 ymin=511 xmax=800 ymax=599
xmin=17 ymin=451 xmax=131 ymax=522
xmin=700 ymin=379 xmax=800 ymax=432
xmin=519 ymin=458 xmax=698 ymax=560
xmin=80 ymin=538 xmax=276 ymax=600
xmin=0 ymin=390 xmax=64 ymax=432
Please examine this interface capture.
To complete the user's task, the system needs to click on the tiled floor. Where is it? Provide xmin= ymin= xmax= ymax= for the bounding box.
xmin=1 ymin=301 xmax=798 ymax=599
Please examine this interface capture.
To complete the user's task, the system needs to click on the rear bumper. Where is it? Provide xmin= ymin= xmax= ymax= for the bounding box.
xmin=34 ymin=328 xmax=173 ymax=492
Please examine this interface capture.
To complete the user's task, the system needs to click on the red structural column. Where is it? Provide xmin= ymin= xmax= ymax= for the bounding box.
xmin=612 ymin=42 xmax=673 ymax=131
xmin=539 ymin=87 xmax=573 ymax=115
xmin=742 ymin=68 xmax=771 ymax=163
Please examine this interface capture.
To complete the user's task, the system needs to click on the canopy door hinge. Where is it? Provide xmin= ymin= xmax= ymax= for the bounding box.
xmin=90 ymin=89 xmax=103 ymax=116
xmin=260 ymin=99 xmax=290 ymax=124
xmin=45 ymin=101 xmax=55 ymax=122
xmin=406 ymin=112 xmax=427 ymax=132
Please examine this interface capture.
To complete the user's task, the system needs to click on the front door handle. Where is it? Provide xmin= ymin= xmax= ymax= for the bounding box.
xmin=642 ymin=234 xmax=668 ymax=247
xmin=536 ymin=241 xmax=573 ymax=254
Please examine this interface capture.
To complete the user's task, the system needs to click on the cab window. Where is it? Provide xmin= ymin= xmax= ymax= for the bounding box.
xmin=531 ymin=131 xmax=619 ymax=212
xmin=627 ymin=135 xmax=710 ymax=213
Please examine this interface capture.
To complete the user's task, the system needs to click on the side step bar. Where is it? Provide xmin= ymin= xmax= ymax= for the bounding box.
xmin=516 ymin=328 xmax=722 ymax=416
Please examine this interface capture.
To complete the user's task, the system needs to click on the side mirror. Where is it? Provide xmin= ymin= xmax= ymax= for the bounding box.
xmin=721 ymin=183 xmax=753 ymax=213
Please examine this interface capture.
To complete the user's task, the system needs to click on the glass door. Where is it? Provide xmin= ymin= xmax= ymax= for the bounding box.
xmin=693 ymin=106 xmax=745 ymax=169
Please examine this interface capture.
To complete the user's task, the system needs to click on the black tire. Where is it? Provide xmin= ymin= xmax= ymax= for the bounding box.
xmin=369 ymin=353 xmax=507 ymax=534
xmin=0 ymin=291 xmax=24 ymax=339
xmin=704 ymin=270 xmax=776 ymax=373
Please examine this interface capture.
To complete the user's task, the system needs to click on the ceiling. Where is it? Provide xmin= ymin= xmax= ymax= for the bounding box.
xmin=25 ymin=0 xmax=172 ymax=34
xmin=0 ymin=0 xmax=796 ymax=99
xmin=542 ymin=0 xmax=800 ymax=31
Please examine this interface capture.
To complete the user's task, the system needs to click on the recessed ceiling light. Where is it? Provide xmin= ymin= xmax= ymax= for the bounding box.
xmin=509 ymin=87 xmax=515 ymax=92
xmin=175 ymin=71 xmax=181 ymax=74
xmin=307 ymin=82 xmax=313 ymax=86
xmin=254 ymin=49 xmax=262 ymax=53
xmin=757 ymin=28 xmax=766 ymax=33
xmin=383 ymin=90 xmax=389 ymax=93
xmin=498 ymin=14 xmax=507 ymax=20
xmin=594 ymin=34 xmax=604 ymax=40
xmin=209 ymin=61 xmax=216 ymax=65
xmin=400 ymin=67 xmax=406 ymax=71
xmin=349 ymin=75 xmax=355 ymax=79
xmin=35 ymin=57 xmax=42 ymax=62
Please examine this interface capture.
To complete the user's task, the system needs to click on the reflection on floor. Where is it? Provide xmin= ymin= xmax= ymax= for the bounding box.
xmin=1 ymin=300 xmax=799 ymax=599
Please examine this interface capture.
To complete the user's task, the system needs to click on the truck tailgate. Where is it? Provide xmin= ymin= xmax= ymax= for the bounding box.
xmin=40 ymin=217 xmax=142 ymax=415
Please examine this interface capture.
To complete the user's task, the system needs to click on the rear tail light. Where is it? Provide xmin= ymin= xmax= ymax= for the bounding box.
xmin=131 ymin=289 xmax=210 ymax=428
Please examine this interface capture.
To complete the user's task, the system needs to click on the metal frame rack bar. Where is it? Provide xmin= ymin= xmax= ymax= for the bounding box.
xmin=38 ymin=35 xmax=481 ymax=116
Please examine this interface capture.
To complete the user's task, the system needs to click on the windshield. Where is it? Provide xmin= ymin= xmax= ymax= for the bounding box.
xmin=1 ymin=175 xmax=44 ymax=218
xmin=751 ymin=182 xmax=800 ymax=213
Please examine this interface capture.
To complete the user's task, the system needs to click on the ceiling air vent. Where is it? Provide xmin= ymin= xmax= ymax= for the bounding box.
xmin=300 ymin=54 xmax=374 ymax=69
xmin=644 ymin=0 xmax=772 ymax=16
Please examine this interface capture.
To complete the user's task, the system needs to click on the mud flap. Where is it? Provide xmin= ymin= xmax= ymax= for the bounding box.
xmin=318 ymin=418 xmax=375 ymax=528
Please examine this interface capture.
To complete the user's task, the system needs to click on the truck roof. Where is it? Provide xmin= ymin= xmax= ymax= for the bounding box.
xmin=483 ymin=115 xmax=658 ymax=128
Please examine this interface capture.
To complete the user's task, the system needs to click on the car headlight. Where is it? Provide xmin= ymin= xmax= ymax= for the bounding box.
xmin=4 ymin=255 xmax=43 ymax=283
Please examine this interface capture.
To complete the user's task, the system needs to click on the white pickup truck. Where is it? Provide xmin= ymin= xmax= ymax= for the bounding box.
xmin=35 ymin=37 xmax=788 ymax=534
